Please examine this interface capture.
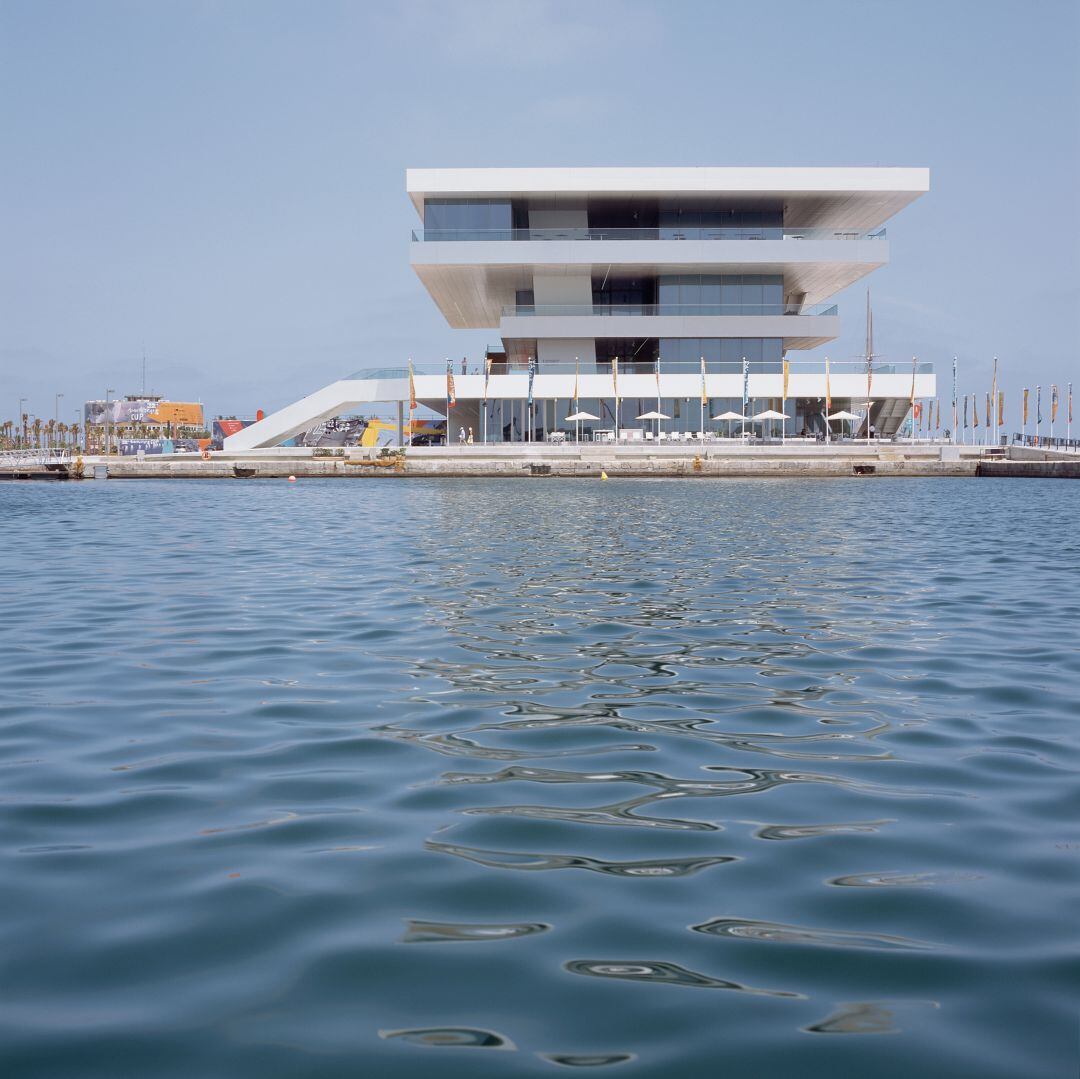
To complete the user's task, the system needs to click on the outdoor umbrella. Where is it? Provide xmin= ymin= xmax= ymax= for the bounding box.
xmin=636 ymin=409 xmax=669 ymax=439
xmin=752 ymin=408 xmax=790 ymax=444
xmin=713 ymin=410 xmax=748 ymax=439
xmin=827 ymin=409 xmax=860 ymax=440
xmin=565 ymin=410 xmax=600 ymax=443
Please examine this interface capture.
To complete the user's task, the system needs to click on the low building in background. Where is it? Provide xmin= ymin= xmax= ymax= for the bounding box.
xmin=84 ymin=395 xmax=206 ymax=452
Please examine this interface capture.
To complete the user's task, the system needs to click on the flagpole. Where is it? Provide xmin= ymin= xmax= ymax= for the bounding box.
xmin=574 ymin=356 xmax=581 ymax=445
xmin=824 ymin=356 xmax=831 ymax=444
xmin=909 ymin=356 xmax=916 ymax=445
xmin=741 ymin=356 xmax=748 ymax=441
xmin=612 ymin=356 xmax=620 ymax=442
xmin=951 ymin=356 xmax=957 ymax=444
xmin=407 ymin=358 xmax=414 ymax=449
xmin=865 ymin=289 xmax=873 ymax=445
xmin=781 ymin=357 xmax=788 ymax=445
xmin=991 ymin=357 xmax=998 ymax=446
xmin=699 ymin=355 xmax=704 ymax=436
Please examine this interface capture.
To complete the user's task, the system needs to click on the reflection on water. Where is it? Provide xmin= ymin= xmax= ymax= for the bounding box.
xmin=564 ymin=959 xmax=803 ymax=998
xmin=425 ymin=839 xmax=737 ymax=877
xmin=691 ymin=917 xmax=936 ymax=951
xmin=401 ymin=919 xmax=550 ymax=943
xmin=379 ymin=1027 xmax=516 ymax=1049
xmin=2 ymin=477 xmax=1078 ymax=1079
xmin=539 ymin=1051 xmax=636 ymax=1067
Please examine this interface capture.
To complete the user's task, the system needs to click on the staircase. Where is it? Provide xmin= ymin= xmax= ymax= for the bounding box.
xmin=855 ymin=398 xmax=912 ymax=439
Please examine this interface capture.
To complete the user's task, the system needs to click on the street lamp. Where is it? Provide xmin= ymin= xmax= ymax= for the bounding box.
xmin=18 ymin=397 xmax=26 ymax=448
xmin=105 ymin=388 xmax=115 ymax=457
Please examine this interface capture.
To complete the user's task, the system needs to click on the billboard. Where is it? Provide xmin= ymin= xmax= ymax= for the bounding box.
xmin=211 ymin=418 xmax=368 ymax=449
xmin=120 ymin=438 xmax=203 ymax=455
xmin=85 ymin=399 xmax=204 ymax=427
xmin=212 ymin=419 xmax=299 ymax=449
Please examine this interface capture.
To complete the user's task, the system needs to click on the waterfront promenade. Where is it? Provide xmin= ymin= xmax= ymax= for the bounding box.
xmin=47 ymin=441 xmax=1080 ymax=481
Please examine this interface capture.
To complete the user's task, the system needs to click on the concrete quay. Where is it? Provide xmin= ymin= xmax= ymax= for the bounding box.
xmin=69 ymin=442 xmax=1029 ymax=480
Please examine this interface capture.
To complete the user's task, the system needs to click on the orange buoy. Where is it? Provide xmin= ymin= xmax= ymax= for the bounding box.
xmin=288 ymin=475 xmax=297 ymax=483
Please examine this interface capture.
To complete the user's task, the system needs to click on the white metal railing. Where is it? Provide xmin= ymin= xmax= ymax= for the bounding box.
xmin=0 ymin=446 xmax=73 ymax=469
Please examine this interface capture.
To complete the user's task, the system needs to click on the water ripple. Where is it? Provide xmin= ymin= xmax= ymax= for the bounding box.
xmin=401 ymin=919 xmax=549 ymax=943
xmin=425 ymin=840 xmax=736 ymax=876
xmin=691 ymin=917 xmax=937 ymax=951
xmin=3 ymin=478 xmax=1077 ymax=1079
xmin=379 ymin=1026 xmax=515 ymax=1049
xmin=564 ymin=960 xmax=803 ymax=998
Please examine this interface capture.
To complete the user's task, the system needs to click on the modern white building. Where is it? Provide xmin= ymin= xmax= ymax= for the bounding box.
xmin=226 ymin=167 xmax=934 ymax=450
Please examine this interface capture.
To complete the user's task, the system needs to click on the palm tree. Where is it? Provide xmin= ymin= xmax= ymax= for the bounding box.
xmin=31 ymin=418 xmax=42 ymax=448
xmin=70 ymin=423 xmax=81 ymax=453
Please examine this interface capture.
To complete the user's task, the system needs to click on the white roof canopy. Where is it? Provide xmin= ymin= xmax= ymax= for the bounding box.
xmin=407 ymin=166 xmax=929 ymax=229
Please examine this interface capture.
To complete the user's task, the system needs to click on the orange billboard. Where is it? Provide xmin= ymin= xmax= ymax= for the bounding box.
xmin=149 ymin=402 xmax=204 ymax=426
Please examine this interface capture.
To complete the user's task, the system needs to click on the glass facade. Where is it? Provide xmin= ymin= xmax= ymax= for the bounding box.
xmin=475 ymin=395 xmax=840 ymax=444
xmin=423 ymin=199 xmax=512 ymax=237
xmin=420 ymin=197 xmax=788 ymax=237
xmin=657 ymin=274 xmax=784 ymax=314
xmin=592 ymin=276 xmax=656 ymax=311
xmin=658 ymin=338 xmax=784 ymax=371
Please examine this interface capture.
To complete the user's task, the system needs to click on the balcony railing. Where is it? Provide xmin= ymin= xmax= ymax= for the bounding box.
xmin=346 ymin=360 xmax=933 ymax=378
xmin=501 ymin=303 xmax=839 ymax=318
xmin=411 ymin=226 xmax=886 ymax=242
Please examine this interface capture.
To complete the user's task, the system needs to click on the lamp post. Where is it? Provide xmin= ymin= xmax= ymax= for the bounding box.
xmin=105 ymin=388 xmax=115 ymax=457
xmin=54 ymin=393 xmax=63 ymax=448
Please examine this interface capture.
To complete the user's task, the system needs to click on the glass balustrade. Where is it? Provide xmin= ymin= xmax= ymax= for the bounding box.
xmin=411 ymin=226 xmax=886 ymax=242
xmin=346 ymin=360 xmax=932 ymax=378
xmin=500 ymin=303 xmax=839 ymax=317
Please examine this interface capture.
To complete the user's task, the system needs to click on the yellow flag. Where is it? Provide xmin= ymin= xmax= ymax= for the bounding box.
xmin=700 ymin=356 xmax=708 ymax=405
xmin=408 ymin=361 xmax=417 ymax=411
xmin=998 ymin=390 xmax=1005 ymax=427
xmin=782 ymin=358 xmax=789 ymax=402
xmin=825 ymin=358 xmax=832 ymax=412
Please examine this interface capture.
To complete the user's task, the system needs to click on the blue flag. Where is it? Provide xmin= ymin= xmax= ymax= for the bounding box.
xmin=527 ymin=357 xmax=536 ymax=407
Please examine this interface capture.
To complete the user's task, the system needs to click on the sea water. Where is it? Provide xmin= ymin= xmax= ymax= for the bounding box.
xmin=1 ymin=477 xmax=1077 ymax=1078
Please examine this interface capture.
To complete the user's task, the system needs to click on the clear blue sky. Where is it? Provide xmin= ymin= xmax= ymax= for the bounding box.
xmin=2 ymin=0 xmax=1078 ymax=423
